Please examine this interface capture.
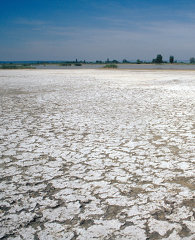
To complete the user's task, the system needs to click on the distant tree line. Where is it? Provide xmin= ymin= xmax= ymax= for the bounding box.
xmin=17 ymin=56 xmax=194 ymax=66
xmin=40 ymin=56 xmax=195 ymax=65
xmin=190 ymin=57 xmax=195 ymax=63
xmin=152 ymin=54 xmax=175 ymax=64
xmin=67 ymin=55 xmax=177 ymax=64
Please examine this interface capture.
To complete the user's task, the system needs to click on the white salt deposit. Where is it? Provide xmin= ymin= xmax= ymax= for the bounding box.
xmin=0 ymin=69 xmax=194 ymax=239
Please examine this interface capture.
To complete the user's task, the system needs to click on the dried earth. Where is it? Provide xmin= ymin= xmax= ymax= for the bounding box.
xmin=0 ymin=69 xmax=194 ymax=240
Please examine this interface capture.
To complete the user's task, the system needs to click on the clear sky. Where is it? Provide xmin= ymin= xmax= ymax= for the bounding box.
xmin=0 ymin=0 xmax=195 ymax=61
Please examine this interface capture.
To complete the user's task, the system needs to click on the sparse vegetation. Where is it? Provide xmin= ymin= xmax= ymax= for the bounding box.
xmin=60 ymin=63 xmax=72 ymax=66
xmin=103 ymin=64 xmax=118 ymax=68
xmin=0 ymin=64 xmax=34 ymax=69
xmin=1 ymin=57 xmax=195 ymax=69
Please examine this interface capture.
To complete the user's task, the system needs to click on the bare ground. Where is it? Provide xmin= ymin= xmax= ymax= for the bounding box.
xmin=0 ymin=69 xmax=194 ymax=240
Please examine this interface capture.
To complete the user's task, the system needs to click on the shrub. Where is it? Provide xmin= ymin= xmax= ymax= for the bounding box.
xmin=0 ymin=64 xmax=34 ymax=69
xmin=60 ymin=63 xmax=71 ymax=66
xmin=103 ymin=64 xmax=118 ymax=69
xmin=74 ymin=63 xmax=82 ymax=66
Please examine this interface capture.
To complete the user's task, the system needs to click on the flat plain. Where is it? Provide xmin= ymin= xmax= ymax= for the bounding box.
xmin=0 ymin=69 xmax=194 ymax=240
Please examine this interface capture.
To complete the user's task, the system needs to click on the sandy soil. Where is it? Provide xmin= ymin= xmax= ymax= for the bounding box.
xmin=0 ymin=69 xmax=195 ymax=240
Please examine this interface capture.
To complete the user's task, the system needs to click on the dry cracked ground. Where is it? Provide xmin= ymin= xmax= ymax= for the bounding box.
xmin=0 ymin=69 xmax=195 ymax=240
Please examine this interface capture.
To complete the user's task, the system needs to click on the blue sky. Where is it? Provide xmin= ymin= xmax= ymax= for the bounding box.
xmin=0 ymin=0 xmax=195 ymax=61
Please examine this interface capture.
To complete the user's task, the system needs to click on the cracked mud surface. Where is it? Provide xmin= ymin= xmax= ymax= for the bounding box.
xmin=0 ymin=69 xmax=194 ymax=240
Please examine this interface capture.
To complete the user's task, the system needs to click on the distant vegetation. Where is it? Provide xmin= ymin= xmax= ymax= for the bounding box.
xmin=122 ymin=59 xmax=128 ymax=63
xmin=0 ymin=63 xmax=34 ymax=69
xmin=152 ymin=54 xmax=163 ymax=64
xmin=1 ymin=56 xmax=195 ymax=69
xmin=190 ymin=57 xmax=195 ymax=63
xmin=60 ymin=63 xmax=71 ymax=66
xmin=136 ymin=59 xmax=143 ymax=64
xmin=103 ymin=64 xmax=118 ymax=69
xmin=169 ymin=56 xmax=174 ymax=63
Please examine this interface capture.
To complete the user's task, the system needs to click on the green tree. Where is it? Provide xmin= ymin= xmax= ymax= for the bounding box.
xmin=136 ymin=59 xmax=143 ymax=64
xmin=152 ymin=54 xmax=163 ymax=63
xmin=190 ymin=57 xmax=195 ymax=63
xmin=169 ymin=56 xmax=174 ymax=63
xmin=106 ymin=58 xmax=110 ymax=63
xmin=112 ymin=60 xmax=119 ymax=63
xmin=156 ymin=54 xmax=163 ymax=63
xmin=122 ymin=59 xmax=128 ymax=63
